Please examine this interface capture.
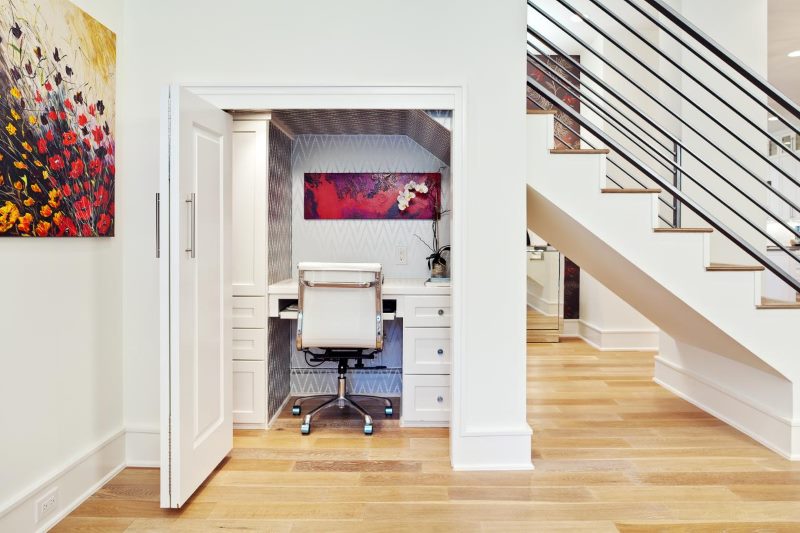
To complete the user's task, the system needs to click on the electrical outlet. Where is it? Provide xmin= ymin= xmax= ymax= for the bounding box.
xmin=35 ymin=488 xmax=58 ymax=523
xmin=396 ymin=245 xmax=408 ymax=265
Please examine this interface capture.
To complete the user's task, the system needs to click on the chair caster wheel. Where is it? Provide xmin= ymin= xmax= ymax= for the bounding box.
xmin=292 ymin=406 xmax=301 ymax=416
xmin=384 ymin=407 xmax=393 ymax=416
xmin=364 ymin=424 xmax=373 ymax=435
xmin=300 ymin=423 xmax=310 ymax=435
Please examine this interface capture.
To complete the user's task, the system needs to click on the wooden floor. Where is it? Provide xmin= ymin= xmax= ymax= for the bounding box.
xmin=55 ymin=339 xmax=800 ymax=532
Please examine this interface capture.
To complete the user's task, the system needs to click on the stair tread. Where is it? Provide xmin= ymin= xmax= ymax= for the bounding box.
xmin=601 ymin=188 xmax=662 ymax=194
xmin=654 ymin=227 xmax=713 ymax=233
xmin=550 ymin=148 xmax=611 ymax=155
xmin=757 ymin=301 xmax=800 ymax=309
xmin=706 ymin=263 xmax=765 ymax=272
xmin=527 ymin=108 xmax=558 ymax=115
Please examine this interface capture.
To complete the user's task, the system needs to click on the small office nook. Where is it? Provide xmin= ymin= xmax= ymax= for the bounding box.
xmin=230 ymin=109 xmax=454 ymax=432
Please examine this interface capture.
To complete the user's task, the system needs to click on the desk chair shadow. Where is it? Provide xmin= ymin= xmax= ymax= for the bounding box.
xmin=292 ymin=262 xmax=393 ymax=435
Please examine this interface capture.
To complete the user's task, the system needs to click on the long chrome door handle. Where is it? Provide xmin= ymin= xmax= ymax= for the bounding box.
xmin=155 ymin=193 xmax=160 ymax=258
xmin=185 ymin=193 xmax=196 ymax=258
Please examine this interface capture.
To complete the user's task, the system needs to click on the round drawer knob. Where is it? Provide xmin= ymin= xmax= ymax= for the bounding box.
xmin=437 ymin=348 xmax=444 ymax=356
xmin=437 ymin=396 xmax=444 ymax=403
xmin=437 ymin=309 xmax=444 ymax=316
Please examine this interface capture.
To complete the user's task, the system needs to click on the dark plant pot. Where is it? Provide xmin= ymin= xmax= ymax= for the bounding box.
xmin=431 ymin=262 xmax=447 ymax=278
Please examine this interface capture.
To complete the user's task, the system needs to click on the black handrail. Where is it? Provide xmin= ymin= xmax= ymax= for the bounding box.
xmin=527 ymin=32 xmax=800 ymax=237
xmin=581 ymin=0 xmax=800 ymax=167
xmin=641 ymin=0 xmax=800 ymax=122
xmin=526 ymin=52 xmax=800 ymax=244
xmin=526 ymin=22 xmax=800 ymax=214
xmin=537 ymin=0 xmax=800 ymax=187
xmin=527 ymin=75 xmax=800 ymax=294
xmin=622 ymin=0 xmax=800 ymax=137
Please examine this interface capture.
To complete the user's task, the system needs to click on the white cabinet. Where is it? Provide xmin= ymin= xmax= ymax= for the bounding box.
xmin=231 ymin=116 xmax=270 ymax=427
xmin=231 ymin=120 xmax=267 ymax=297
xmin=233 ymin=360 xmax=266 ymax=425
xmin=401 ymin=295 xmax=451 ymax=427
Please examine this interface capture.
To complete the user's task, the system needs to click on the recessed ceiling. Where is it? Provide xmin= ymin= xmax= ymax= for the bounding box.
xmin=269 ymin=109 xmax=451 ymax=165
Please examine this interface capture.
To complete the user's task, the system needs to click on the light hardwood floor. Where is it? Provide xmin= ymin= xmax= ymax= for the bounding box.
xmin=55 ymin=339 xmax=800 ymax=531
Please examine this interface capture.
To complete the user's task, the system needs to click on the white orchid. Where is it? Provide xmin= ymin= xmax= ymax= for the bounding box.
xmin=414 ymin=183 xmax=428 ymax=194
xmin=396 ymin=179 xmax=431 ymax=211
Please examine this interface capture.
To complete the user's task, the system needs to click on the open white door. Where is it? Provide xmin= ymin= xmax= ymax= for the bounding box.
xmin=160 ymin=86 xmax=233 ymax=508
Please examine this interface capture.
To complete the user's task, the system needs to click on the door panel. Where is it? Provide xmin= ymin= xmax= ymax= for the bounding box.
xmin=161 ymin=86 xmax=233 ymax=508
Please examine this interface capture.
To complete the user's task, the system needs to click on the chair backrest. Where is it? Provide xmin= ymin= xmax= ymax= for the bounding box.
xmin=296 ymin=262 xmax=383 ymax=351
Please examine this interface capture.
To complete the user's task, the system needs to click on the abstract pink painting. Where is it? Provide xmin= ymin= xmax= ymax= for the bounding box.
xmin=304 ymin=172 xmax=441 ymax=220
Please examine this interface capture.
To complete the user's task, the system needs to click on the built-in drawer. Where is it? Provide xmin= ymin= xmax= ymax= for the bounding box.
xmin=232 ymin=328 xmax=266 ymax=361
xmin=233 ymin=296 xmax=266 ymax=328
xmin=402 ymin=374 xmax=450 ymax=423
xmin=403 ymin=296 xmax=451 ymax=327
xmin=233 ymin=360 xmax=266 ymax=425
xmin=403 ymin=327 xmax=451 ymax=374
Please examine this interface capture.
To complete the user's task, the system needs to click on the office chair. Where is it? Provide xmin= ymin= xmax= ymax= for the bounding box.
xmin=292 ymin=262 xmax=393 ymax=435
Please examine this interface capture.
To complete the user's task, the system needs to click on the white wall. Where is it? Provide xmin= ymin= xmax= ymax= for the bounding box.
xmin=291 ymin=134 xmax=451 ymax=279
xmin=119 ymin=0 xmax=530 ymax=469
xmin=0 ymin=2 xmax=125 ymax=530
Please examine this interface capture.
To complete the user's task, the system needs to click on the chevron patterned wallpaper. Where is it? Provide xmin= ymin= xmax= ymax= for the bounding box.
xmin=266 ymin=124 xmax=293 ymax=420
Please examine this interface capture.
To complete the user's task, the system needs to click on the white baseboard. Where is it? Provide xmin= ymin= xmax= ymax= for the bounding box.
xmin=451 ymin=428 xmax=534 ymax=471
xmin=576 ymin=320 xmax=658 ymax=351
xmin=655 ymin=356 xmax=799 ymax=460
xmin=560 ymin=318 xmax=580 ymax=338
xmin=125 ymin=425 xmax=160 ymax=467
xmin=526 ymin=290 xmax=559 ymax=316
xmin=0 ymin=429 xmax=126 ymax=533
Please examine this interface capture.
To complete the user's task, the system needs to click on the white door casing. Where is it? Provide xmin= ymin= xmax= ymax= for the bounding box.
xmin=160 ymin=86 xmax=233 ymax=508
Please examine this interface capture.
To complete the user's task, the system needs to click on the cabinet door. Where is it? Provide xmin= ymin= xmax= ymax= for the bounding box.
xmin=231 ymin=120 xmax=267 ymax=296
xmin=404 ymin=296 xmax=452 ymax=327
xmin=232 ymin=328 xmax=266 ymax=361
xmin=402 ymin=374 xmax=450 ymax=423
xmin=233 ymin=360 xmax=266 ymax=425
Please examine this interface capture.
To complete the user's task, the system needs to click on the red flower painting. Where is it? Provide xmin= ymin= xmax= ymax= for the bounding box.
xmin=0 ymin=0 xmax=116 ymax=237
xmin=304 ymin=173 xmax=441 ymax=220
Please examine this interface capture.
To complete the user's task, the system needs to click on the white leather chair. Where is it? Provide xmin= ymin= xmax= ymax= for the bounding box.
xmin=292 ymin=262 xmax=393 ymax=435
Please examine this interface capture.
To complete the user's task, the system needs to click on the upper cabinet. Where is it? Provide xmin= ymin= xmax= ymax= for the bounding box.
xmin=231 ymin=118 xmax=268 ymax=296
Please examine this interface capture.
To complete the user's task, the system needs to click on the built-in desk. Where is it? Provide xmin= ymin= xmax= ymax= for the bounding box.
xmin=267 ymin=278 xmax=452 ymax=427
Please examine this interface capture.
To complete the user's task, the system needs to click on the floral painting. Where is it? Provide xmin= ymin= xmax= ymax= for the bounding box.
xmin=527 ymin=55 xmax=581 ymax=150
xmin=0 ymin=0 xmax=115 ymax=237
xmin=304 ymin=173 xmax=441 ymax=220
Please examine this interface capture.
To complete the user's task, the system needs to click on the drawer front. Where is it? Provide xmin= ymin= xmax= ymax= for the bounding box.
xmin=233 ymin=296 xmax=266 ymax=328
xmin=403 ymin=327 xmax=451 ymax=374
xmin=233 ymin=360 xmax=266 ymax=425
xmin=404 ymin=296 xmax=451 ymax=327
xmin=232 ymin=328 xmax=266 ymax=361
xmin=402 ymin=374 xmax=450 ymax=422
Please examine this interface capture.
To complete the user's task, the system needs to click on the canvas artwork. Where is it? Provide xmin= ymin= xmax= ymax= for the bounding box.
xmin=0 ymin=0 xmax=116 ymax=237
xmin=304 ymin=172 xmax=441 ymax=220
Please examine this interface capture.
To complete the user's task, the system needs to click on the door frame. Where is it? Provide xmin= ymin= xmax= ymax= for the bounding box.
xmin=161 ymin=84 xmax=466 ymax=470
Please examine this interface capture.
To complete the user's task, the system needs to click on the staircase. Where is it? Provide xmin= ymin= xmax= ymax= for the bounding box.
xmin=525 ymin=0 xmax=800 ymax=459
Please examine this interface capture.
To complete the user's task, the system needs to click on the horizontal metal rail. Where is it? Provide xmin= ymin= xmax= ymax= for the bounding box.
xmin=530 ymin=0 xmax=800 ymax=188
xmin=527 ymin=51 xmax=800 ymax=239
xmin=527 ymin=29 xmax=800 ymax=237
xmin=581 ymin=0 xmax=800 ymax=167
xmin=527 ymin=74 xmax=800 ymax=293
xmin=622 ymin=0 xmax=800 ymax=137
xmin=641 ymin=0 xmax=800 ymax=122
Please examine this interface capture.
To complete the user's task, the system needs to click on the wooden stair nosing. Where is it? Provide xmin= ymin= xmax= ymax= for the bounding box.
xmin=756 ymin=302 xmax=800 ymax=310
xmin=653 ymin=227 xmax=714 ymax=233
xmin=706 ymin=263 xmax=765 ymax=272
xmin=550 ymin=148 xmax=611 ymax=155
xmin=601 ymin=188 xmax=662 ymax=194
xmin=527 ymin=108 xmax=558 ymax=115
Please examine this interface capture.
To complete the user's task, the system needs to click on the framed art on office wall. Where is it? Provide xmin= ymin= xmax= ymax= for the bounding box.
xmin=0 ymin=0 xmax=116 ymax=237
xmin=304 ymin=172 xmax=441 ymax=220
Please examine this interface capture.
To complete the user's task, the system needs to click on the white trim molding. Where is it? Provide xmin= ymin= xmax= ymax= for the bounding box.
xmin=570 ymin=320 xmax=659 ymax=351
xmin=0 ymin=429 xmax=126 ymax=533
xmin=655 ymin=356 xmax=799 ymax=460
xmin=126 ymin=425 xmax=160 ymax=467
